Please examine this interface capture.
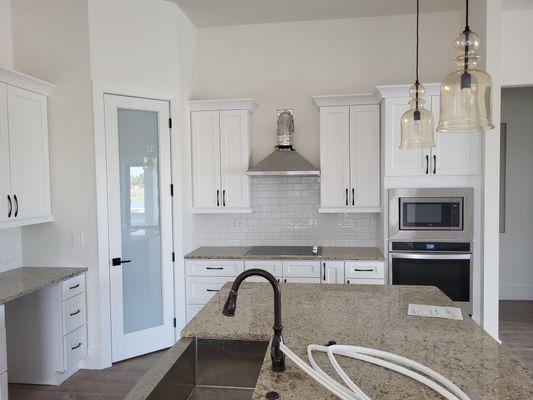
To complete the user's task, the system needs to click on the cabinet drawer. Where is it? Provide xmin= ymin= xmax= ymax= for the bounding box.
xmin=345 ymin=278 xmax=384 ymax=285
xmin=345 ymin=261 xmax=384 ymax=279
xmin=282 ymin=261 xmax=321 ymax=278
xmin=186 ymin=304 xmax=204 ymax=323
xmin=186 ymin=277 xmax=232 ymax=304
xmin=244 ymin=260 xmax=282 ymax=277
xmin=0 ymin=371 xmax=6 ymax=400
xmin=62 ymin=293 xmax=86 ymax=335
xmin=0 ymin=329 xmax=5 ymax=374
xmin=283 ymin=277 xmax=321 ymax=284
xmin=62 ymin=274 xmax=85 ymax=301
xmin=63 ymin=326 xmax=87 ymax=372
xmin=186 ymin=260 xmax=244 ymax=277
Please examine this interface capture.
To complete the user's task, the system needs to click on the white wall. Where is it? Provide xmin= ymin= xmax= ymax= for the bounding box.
xmin=196 ymin=11 xmax=462 ymax=168
xmin=501 ymin=9 xmax=533 ymax=87
xmin=500 ymin=87 xmax=533 ymax=300
xmin=0 ymin=0 xmax=13 ymax=68
xmin=11 ymin=0 xmax=100 ymax=361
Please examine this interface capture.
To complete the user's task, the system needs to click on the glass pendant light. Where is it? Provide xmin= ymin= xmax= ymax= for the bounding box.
xmin=400 ymin=0 xmax=434 ymax=149
xmin=437 ymin=0 xmax=494 ymax=133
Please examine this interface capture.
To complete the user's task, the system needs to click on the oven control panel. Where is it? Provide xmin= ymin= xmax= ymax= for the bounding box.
xmin=391 ymin=241 xmax=471 ymax=252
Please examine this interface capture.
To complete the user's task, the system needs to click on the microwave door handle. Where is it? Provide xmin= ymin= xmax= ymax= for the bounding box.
xmin=391 ymin=253 xmax=471 ymax=260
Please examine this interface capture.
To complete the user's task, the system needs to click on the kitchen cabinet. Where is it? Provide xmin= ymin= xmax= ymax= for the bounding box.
xmin=185 ymin=257 xmax=385 ymax=321
xmin=316 ymin=99 xmax=381 ymax=213
xmin=6 ymin=273 xmax=87 ymax=385
xmin=190 ymin=99 xmax=256 ymax=213
xmin=0 ymin=69 xmax=54 ymax=229
xmin=379 ymin=84 xmax=480 ymax=177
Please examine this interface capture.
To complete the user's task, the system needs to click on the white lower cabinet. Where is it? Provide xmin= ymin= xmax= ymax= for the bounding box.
xmin=283 ymin=277 xmax=321 ymax=284
xmin=282 ymin=261 xmax=321 ymax=278
xmin=6 ymin=274 xmax=87 ymax=385
xmin=322 ymin=261 xmax=345 ymax=283
xmin=345 ymin=261 xmax=384 ymax=280
xmin=0 ymin=372 xmax=6 ymax=400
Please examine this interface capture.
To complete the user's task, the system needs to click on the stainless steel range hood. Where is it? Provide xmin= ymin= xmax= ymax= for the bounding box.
xmin=247 ymin=109 xmax=320 ymax=176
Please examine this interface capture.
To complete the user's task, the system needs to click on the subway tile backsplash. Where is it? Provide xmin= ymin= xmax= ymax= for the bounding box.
xmin=0 ymin=227 xmax=22 ymax=273
xmin=195 ymin=177 xmax=378 ymax=247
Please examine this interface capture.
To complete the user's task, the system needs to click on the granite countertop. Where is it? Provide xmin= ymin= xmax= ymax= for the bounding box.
xmin=130 ymin=283 xmax=533 ymax=399
xmin=184 ymin=246 xmax=385 ymax=261
xmin=0 ymin=267 xmax=87 ymax=304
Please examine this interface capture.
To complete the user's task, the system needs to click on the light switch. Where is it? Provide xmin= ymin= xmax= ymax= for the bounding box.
xmin=72 ymin=231 xmax=84 ymax=248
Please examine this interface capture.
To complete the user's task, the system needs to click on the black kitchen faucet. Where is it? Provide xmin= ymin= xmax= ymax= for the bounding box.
xmin=222 ymin=269 xmax=286 ymax=372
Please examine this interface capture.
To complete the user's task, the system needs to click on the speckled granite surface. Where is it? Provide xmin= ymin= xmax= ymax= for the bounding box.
xmin=179 ymin=283 xmax=533 ymax=399
xmin=0 ymin=267 xmax=87 ymax=304
xmin=184 ymin=246 xmax=384 ymax=261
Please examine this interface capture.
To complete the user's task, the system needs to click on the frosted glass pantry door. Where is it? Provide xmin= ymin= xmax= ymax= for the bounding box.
xmin=104 ymin=94 xmax=174 ymax=362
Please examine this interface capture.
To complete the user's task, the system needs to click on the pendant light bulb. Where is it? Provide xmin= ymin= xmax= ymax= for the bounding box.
xmin=400 ymin=0 xmax=435 ymax=149
xmin=437 ymin=0 xmax=494 ymax=133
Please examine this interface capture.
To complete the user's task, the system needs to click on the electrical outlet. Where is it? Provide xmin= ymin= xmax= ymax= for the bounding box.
xmin=72 ymin=231 xmax=84 ymax=248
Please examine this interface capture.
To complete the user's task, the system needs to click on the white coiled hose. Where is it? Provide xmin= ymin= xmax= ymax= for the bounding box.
xmin=279 ymin=342 xmax=470 ymax=400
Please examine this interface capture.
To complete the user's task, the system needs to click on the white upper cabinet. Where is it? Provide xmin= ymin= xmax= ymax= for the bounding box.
xmin=0 ymin=68 xmax=54 ymax=229
xmin=190 ymin=99 xmax=255 ymax=213
xmin=315 ymin=94 xmax=381 ymax=213
xmin=378 ymin=84 xmax=480 ymax=177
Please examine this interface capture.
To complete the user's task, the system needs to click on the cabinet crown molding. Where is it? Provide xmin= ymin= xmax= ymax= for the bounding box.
xmin=312 ymin=93 xmax=379 ymax=108
xmin=189 ymin=98 xmax=257 ymax=112
xmin=375 ymin=83 xmax=441 ymax=99
xmin=0 ymin=67 xmax=55 ymax=96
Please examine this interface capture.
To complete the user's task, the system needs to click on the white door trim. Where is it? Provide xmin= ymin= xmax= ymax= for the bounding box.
xmin=90 ymin=82 xmax=183 ymax=370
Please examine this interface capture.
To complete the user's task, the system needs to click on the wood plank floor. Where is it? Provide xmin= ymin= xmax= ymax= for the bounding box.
xmin=8 ymin=350 xmax=165 ymax=400
xmin=8 ymin=302 xmax=533 ymax=399
xmin=499 ymin=300 xmax=533 ymax=377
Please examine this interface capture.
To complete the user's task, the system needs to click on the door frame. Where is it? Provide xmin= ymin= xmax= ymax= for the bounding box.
xmin=90 ymin=82 xmax=185 ymax=370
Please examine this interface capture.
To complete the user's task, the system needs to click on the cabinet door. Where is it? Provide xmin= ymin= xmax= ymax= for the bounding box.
xmin=0 ymin=84 xmax=10 ymax=223
xmin=319 ymin=106 xmax=350 ymax=209
xmin=322 ymin=261 xmax=345 ymax=284
xmin=219 ymin=110 xmax=250 ymax=209
xmin=384 ymin=97 xmax=430 ymax=176
xmin=6 ymin=85 xmax=51 ymax=220
xmin=191 ymin=111 xmax=221 ymax=209
xmin=350 ymin=105 xmax=380 ymax=208
xmin=431 ymin=96 xmax=480 ymax=176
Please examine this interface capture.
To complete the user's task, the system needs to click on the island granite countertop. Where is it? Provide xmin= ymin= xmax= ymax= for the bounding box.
xmin=128 ymin=283 xmax=533 ymax=400
xmin=184 ymin=246 xmax=384 ymax=261
xmin=0 ymin=267 xmax=87 ymax=304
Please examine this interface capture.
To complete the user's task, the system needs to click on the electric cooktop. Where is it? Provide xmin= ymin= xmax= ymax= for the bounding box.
xmin=245 ymin=246 xmax=320 ymax=256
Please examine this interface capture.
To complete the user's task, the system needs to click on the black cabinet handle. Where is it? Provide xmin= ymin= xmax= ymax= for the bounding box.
xmin=345 ymin=188 xmax=348 ymax=206
xmin=354 ymin=268 xmax=374 ymax=272
xmin=346 ymin=280 xmax=350 ymax=284
xmin=206 ymin=266 xmax=223 ymax=270
xmin=352 ymin=188 xmax=355 ymax=206
xmin=323 ymin=263 xmax=326 ymax=281
xmin=70 ymin=309 xmax=81 ymax=316
xmin=425 ymin=155 xmax=429 ymax=174
xmin=112 ymin=257 xmax=132 ymax=266
xmin=71 ymin=342 xmax=82 ymax=350
xmin=283 ymin=278 xmax=287 ymax=283
xmin=206 ymin=289 xmax=219 ymax=292
xmin=69 ymin=284 xmax=80 ymax=290
xmin=223 ymin=190 xmax=226 ymax=207
xmin=13 ymin=194 xmax=18 ymax=217
xmin=433 ymin=155 xmax=437 ymax=174
xmin=216 ymin=190 xmax=220 ymax=207
xmin=7 ymin=195 xmax=11 ymax=218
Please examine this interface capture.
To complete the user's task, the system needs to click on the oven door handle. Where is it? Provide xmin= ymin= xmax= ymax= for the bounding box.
xmin=390 ymin=253 xmax=471 ymax=260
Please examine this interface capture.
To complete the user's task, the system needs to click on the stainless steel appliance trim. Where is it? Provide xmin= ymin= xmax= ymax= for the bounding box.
xmin=389 ymin=253 xmax=471 ymax=260
xmin=399 ymin=196 xmax=463 ymax=231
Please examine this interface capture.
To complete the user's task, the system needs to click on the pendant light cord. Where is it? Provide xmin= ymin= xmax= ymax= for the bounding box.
xmin=465 ymin=0 xmax=470 ymax=31
xmin=463 ymin=0 xmax=470 ymax=74
xmin=415 ymin=0 xmax=420 ymax=106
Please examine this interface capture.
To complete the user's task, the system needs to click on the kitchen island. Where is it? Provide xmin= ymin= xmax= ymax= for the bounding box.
xmin=128 ymin=283 xmax=533 ymax=399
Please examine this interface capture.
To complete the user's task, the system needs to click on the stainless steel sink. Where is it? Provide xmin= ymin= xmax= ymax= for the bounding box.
xmin=146 ymin=339 xmax=269 ymax=400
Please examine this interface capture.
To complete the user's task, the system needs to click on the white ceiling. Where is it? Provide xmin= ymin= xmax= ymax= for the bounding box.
xmin=171 ymin=0 xmax=464 ymax=28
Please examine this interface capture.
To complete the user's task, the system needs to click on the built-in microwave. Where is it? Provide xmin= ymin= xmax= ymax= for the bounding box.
xmin=399 ymin=197 xmax=463 ymax=231
xmin=388 ymin=188 xmax=474 ymax=241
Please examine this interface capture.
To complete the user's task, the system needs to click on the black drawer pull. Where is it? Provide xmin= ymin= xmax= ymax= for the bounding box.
xmin=71 ymin=342 xmax=82 ymax=350
xmin=69 ymin=284 xmax=80 ymax=290
xmin=7 ymin=195 xmax=11 ymax=218
xmin=353 ymin=268 xmax=375 ymax=272
xmin=70 ymin=309 xmax=81 ymax=317
xmin=206 ymin=289 xmax=219 ymax=292
xmin=13 ymin=194 xmax=18 ymax=217
xmin=206 ymin=267 xmax=223 ymax=270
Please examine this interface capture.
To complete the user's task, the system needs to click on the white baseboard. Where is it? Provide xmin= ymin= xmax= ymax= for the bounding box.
xmin=500 ymin=283 xmax=533 ymax=300
xmin=79 ymin=346 xmax=112 ymax=370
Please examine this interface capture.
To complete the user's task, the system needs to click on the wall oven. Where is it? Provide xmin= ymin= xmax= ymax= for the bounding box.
xmin=389 ymin=241 xmax=472 ymax=314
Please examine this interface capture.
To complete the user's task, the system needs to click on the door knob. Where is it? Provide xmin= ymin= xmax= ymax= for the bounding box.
xmin=112 ymin=257 xmax=132 ymax=266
